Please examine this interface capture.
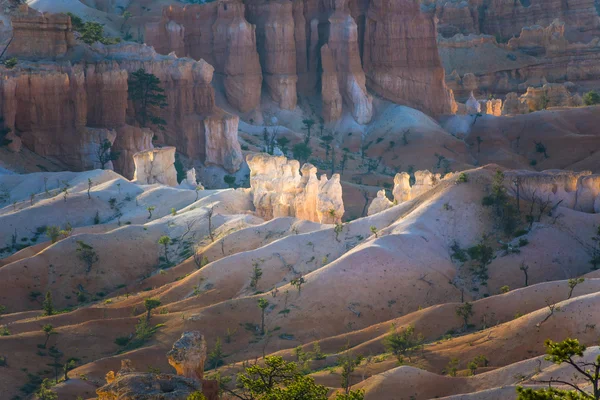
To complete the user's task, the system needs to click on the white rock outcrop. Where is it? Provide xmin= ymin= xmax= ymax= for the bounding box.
xmin=247 ymin=153 xmax=344 ymax=224
xmin=132 ymin=147 xmax=178 ymax=187
xmin=367 ymin=190 xmax=394 ymax=216
xmin=465 ymin=91 xmax=481 ymax=114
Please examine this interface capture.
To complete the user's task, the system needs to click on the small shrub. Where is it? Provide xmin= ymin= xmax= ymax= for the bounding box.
xmin=456 ymin=173 xmax=469 ymax=184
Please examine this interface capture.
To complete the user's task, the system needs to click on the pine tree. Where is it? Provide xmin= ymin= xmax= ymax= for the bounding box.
xmin=43 ymin=291 xmax=54 ymax=316
xmin=128 ymin=69 xmax=168 ymax=130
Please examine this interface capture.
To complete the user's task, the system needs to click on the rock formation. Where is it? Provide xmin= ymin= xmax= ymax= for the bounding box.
xmin=321 ymin=0 xmax=373 ymax=124
xmin=6 ymin=6 xmax=74 ymax=59
xmin=97 ymin=331 xmax=218 ymax=400
xmin=391 ymin=170 xmax=443 ymax=205
xmin=0 ymin=10 xmax=243 ymax=177
xmin=501 ymin=92 xmax=529 ymax=115
xmin=465 ymin=92 xmax=481 ymax=114
xmin=146 ymin=0 xmax=454 ymax=122
xmin=167 ymin=332 xmax=208 ymax=381
xmin=362 ymin=0 xmax=455 ymax=116
xmin=132 ymin=147 xmax=178 ymax=187
xmin=245 ymin=0 xmax=298 ymax=110
xmin=520 ymin=84 xmax=583 ymax=111
xmin=247 ymin=153 xmax=345 ymax=224
xmin=367 ymin=189 xmax=394 ymax=215
xmin=504 ymin=170 xmax=600 ymax=213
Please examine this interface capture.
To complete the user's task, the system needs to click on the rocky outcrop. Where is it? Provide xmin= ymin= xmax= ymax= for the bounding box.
xmin=132 ymin=147 xmax=178 ymax=187
xmin=0 ymin=20 xmax=243 ymax=177
xmin=245 ymin=0 xmax=298 ymax=110
xmin=363 ymin=0 xmax=455 ymax=116
xmin=97 ymin=358 xmax=201 ymax=399
xmin=504 ymin=170 xmax=598 ymax=212
xmin=520 ymin=83 xmax=583 ymax=111
xmin=430 ymin=0 xmax=599 ymax=39
xmin=392 ymin=170 xmax=443 ymax=205
xmin=247 ymin=153 xmax=345 ymax=224
xmin=148 ymin=1 xmax=263 ymax=113
xmin=321 ymin=0 xmax=373 ymax=124
xmin=97 ymin=331 xmax=217 ymax=400
xmin=465 ymin=92 xmax=481 ymax=114
xmin=167 ymin=332 xmax=207 ymax=381
xmin=367 ymin=189 xmax=394 ymax=215
xmin=501 ymin=92 xmax=529 ymax=115
xmin=6 ymin=6 xmax=74 ymax=59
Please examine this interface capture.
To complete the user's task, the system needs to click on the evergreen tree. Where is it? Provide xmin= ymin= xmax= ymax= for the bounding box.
xmin=43 ymin=291 xmax=54 ymax=316
xmin=128 ymin=68 xmax=168 ymax=130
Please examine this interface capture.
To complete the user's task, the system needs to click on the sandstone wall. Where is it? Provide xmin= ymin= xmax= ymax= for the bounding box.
xmin=132 ymin=147 xmax=178 ymax=187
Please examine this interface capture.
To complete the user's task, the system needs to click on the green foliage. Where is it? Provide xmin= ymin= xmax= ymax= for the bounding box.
xmin=224 ymin=175 xmax=236 ymax=188
xmin=144 ymin=298 xmax=161 ymax=321
xmin=292 ymin=142 xmax=312 ymax=163
xmin=96 ymin=138 xmax=120 ymax=169
xmin=76 ymin=240 xmax=99 ymax=274
xmin=335 ymin=390 xmax=365 ymax=400
xmin=70 ymin=16 xmax=121 ymax=45
xmin=482 ymin=170 xmax=519 ymax=235
xmin=455 ymin=302 xmax=474 ymax=330
xmin=4 ymin=57 xmax=18 ymax=69
xmin=250 ymin=263 xmax=263 ymax=290
xmin=583 ymin=90 xmax=600 ymax=106
xmin=456 ymin=172 xmax=469 ymax=183
xmin=383 ymin=324 xmax=424 ymax=364
xmin=43 ymin=292 xmax=54 ymax=316
xmin=35 ymin=378 xmax=57 ymax=400
xmin=443 ymin=358 xmax=459 ymax=376
xmin=208 ymin=337 xmax=224 ymax=370
xmin=500 ymin=285 xmax=510 ymax=293
xmin=45 ymin=226 xmax=61 ymax=244
xmin=128 ymin=68 xmax=167 ymax=129
xmin=567 ymin=278 xmax=585 ymax=299
xmin=230 ymin=356 xmax=329 ymax=399
xmin=66 ymin=13 xmax=84 ymax=30
xmin=517 ymin=386 xmax=588 ymax=399
xmin=187 ymin=392 xmax=207 ymax=400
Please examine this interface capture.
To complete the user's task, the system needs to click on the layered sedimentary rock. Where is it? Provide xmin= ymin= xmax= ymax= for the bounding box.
xmin=321 ymin=0 xmax=373 ymax=124
xmin=6 ymin=6 xmax=74 ymax=59
xmin=430 ymin=0 xmax=599 ymax=38
xmin=0 ymin=11 xmax=243 ymax=178
xmin=167 ymin=332 xmax=208 ymax=381
xmin=245 ymin=0 xmax=298 ymax=110
xmin=147 ymin=0 xmax=454 ymax=121
xmin=247 ymin=153 xmax=345 ymax=224
xmin=132 ymin=147 xmax=178 ymax=187
xmin=501 ymin=92 xmax=529 ymax=115
xmin=363 ymin=0 xmax=455 ymax=116
xmin=147 ymin=1 xmax=263 ymax=113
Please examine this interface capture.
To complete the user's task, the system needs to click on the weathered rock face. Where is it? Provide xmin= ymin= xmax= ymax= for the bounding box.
xmin=132 ymin=147 xmax=178 ymax=187
xmin=0 ymin=19 xmax=243 ymax=177
xmin=148 ymin=0 xmax=454 ymax=121
xmin=321 ymin=0 xmax=373 ymax=124
xmin=362 ymin=0 xmax=455 ymax=116
xmin=247 ymin=153 xmax=345 ymax=224
xmin=520 ymin=83 xmax=583 ymax=111
xmin=245 ymin=0 xmax=298 ymax=110
xmin=97 ymin=359 xmax=202 ymax=400
xmin=430 ymin=0 xmax=599 ymax=38
xmin=392 ymin=170 xmax=443 ymax=205
xmin=167 ymin=332 xmax=208 ymax=381
xmin=501 ymin=92 xmax=529 ymax=115
xmin=7 ymin=6 xmax=74 ymax=59
xmin=504 ymin=170 xmax=600 ymax=212
xmin=367 ymin=189 xmax=393 ymax=215
xmin=97 ymin=333 xmax=219 ymax=400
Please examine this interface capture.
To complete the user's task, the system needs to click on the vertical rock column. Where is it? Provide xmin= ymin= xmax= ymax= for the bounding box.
xmin=246 ymin=0 xmax=298 ymax=110
xmin=213 ymin=0 xmax=263 ymax=113
xmin=322 ymin=0 xmax=373 ymax=124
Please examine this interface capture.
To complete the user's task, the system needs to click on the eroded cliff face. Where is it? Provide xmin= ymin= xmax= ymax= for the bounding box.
xmin=430 ymin=0 xmax=599 ymax=39
xmin=247 ymin=153 xmax=345 ymax=224
xmin=1 ymin=10 xmax=243 ymax=178
xmin=146 ymin=0 xmax=454 ymax=121
xmin=363 ymin=0 xmax=455 ymax=116
xmin=132 ymin=147 xmax=178 ymax=187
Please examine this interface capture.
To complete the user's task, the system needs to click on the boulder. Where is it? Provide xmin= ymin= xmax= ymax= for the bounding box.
xmin=167 ymin=332 xmax=208 ymax=381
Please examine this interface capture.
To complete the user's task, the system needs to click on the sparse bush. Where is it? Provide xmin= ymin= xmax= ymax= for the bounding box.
xmin=383 ymin=324 xmax=424 ymax=364
xmin=455 ymin=302 xmax=474 ymax=330
xmin=583 ymin=90 xmax=600 ymax=106
xmin=456 ymin=173 xmax=469 ymax=183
